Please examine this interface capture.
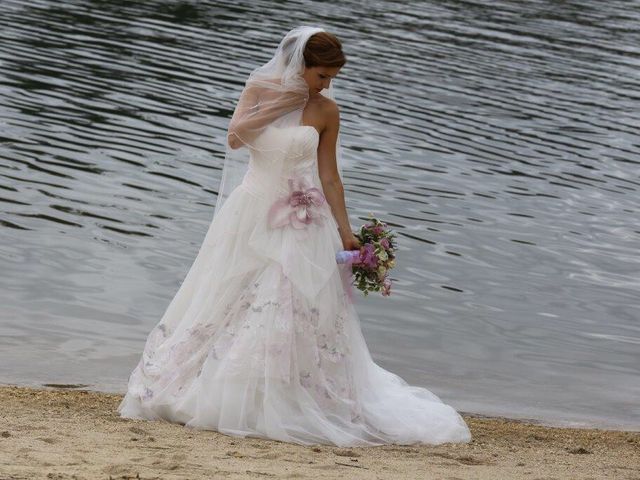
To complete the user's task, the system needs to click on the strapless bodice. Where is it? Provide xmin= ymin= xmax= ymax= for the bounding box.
xmin=241 ymin=126 xmax=321 ymax=198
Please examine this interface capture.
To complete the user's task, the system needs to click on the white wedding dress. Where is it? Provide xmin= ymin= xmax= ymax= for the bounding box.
xmin=117 ymin=125 xmax=472 ymax=446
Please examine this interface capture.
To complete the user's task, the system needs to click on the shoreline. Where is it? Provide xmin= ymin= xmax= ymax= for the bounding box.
xmin=1 ymin=383 xmax=638 ymax=479
xmin=8 ymin=379 xmax=637 ymax=433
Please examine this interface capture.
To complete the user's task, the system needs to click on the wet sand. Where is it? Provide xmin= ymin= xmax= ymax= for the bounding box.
xmin=0 ymin=384 xmax=638 ymax=479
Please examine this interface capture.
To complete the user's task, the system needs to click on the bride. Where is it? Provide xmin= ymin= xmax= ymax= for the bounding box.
xmin=117 ymin=25 xmax=472 ymax=447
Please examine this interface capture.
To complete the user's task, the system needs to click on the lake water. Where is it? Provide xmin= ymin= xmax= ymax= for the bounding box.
xmin=1 ymin=0 xmax=638 ymax=431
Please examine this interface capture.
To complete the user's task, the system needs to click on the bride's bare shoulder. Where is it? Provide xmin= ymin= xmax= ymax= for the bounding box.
xmin=320 ymin=96 xmax=338 ymax=111
xmin=305 ymin=96 xmax=339 ymax=135
xmin=320 ymin=97 xmax=339 ymax=130
xmin=313 ymin=96 xmax=338 ymax=124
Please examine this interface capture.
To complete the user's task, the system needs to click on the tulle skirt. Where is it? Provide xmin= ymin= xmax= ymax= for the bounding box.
xmin=117 ymin=183 xmax=472 ymax=446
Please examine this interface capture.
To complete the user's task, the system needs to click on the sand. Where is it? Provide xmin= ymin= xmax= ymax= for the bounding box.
xmin=0 ymin=384 xmax=638 ymax=480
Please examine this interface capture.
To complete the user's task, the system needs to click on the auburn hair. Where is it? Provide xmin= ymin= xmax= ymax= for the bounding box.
xmin=303 ymin=31 xmax=346 ymax=69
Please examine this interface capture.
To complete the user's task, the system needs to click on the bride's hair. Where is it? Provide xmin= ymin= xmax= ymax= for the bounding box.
xmin=303 ymin=31 xmax=346 ymax=69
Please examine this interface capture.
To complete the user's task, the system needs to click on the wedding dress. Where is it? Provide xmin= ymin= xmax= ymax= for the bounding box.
xmin=117 ymin=124 xmax=472 ymax=446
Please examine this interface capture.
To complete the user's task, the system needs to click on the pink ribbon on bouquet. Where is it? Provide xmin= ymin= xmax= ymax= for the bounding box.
xmin=267 ymin=176 xmax=327 ymax=229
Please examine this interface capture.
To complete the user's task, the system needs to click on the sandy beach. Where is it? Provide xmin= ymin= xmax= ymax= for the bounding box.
xmin=0 ymin=384 xmax=638 ymax=479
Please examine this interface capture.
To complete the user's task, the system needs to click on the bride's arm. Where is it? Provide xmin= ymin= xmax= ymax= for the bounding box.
xmin=227 ymin=86 xmax=259 ymax=149
xmin=317 ymin=101 xmax=358 ymax=247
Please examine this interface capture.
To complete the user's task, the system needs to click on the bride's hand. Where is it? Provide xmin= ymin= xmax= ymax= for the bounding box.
xmin=341 ymin=232 xmax=361 ymax=251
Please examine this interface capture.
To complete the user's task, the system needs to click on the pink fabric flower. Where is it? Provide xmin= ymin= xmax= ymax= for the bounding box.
xmin=267 ymin=176 xmax=327 ymax=229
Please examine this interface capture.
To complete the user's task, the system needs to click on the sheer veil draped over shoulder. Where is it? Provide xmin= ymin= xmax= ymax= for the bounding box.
xmin=117 ymin=25 xmax=473 ymax=447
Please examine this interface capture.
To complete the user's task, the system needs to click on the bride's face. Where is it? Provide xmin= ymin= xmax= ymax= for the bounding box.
xmin=302 ymin=66 xmax=341 ymax=95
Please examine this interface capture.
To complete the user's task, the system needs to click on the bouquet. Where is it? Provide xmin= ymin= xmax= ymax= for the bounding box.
xmin=335 ymin=214 xmax=397 ymax=297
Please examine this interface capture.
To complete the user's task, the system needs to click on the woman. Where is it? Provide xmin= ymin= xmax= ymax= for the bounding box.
xmin=118 ymin=25 xmax=472 ymax=447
